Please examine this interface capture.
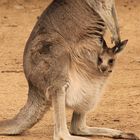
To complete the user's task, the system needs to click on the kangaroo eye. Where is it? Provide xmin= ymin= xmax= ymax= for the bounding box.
xmin=98 ymin=57 xmax=103 ymax=65
xmin=108 ymin=59 xmax=115 ymax=65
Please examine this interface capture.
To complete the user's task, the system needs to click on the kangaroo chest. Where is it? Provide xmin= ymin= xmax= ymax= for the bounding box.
xmin=65 ymin=71 xmax=106 ymax=112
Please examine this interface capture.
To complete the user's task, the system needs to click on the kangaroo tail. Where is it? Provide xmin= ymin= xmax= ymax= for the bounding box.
xmin=0 ymin=85 xmax=48 ymax=135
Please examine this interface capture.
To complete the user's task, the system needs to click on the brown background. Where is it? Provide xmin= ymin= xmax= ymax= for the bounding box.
xmin=0 ymin=0 xmax=140 ymax=140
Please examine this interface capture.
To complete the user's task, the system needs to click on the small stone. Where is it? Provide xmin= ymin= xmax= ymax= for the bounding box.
xmin=113 ymin=119 xmax=120 ymax=122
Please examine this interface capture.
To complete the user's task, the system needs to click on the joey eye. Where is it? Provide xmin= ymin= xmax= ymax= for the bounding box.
xmin=108 ymin=59 xmax=115 ymax=65
xmin=98 ymin=57 xmax=103 ymax=65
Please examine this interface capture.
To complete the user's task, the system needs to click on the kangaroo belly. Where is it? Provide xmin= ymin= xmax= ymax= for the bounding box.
xmin=66 ymin=72 xmax=106 ymax=112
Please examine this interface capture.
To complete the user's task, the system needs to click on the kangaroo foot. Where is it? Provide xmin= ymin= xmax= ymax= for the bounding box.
xmin=70 ymin=126 xmax=139 ymax=140
xmin=54 ymin=134 xmax=90 ymax=140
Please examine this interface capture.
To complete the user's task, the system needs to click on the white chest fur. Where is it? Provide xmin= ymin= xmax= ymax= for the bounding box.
xmin=66 ymin=71 xmax=106 ymax=113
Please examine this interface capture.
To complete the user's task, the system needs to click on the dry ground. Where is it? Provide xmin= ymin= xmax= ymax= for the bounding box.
xmin=0 ymin=0 xmax=140 ymax=140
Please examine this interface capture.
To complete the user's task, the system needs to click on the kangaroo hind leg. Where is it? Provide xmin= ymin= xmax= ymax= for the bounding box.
xmin=51 ymin=86 xmax=90 ymax=140
xmin=70 ymin=111 xmax=139 ymax=140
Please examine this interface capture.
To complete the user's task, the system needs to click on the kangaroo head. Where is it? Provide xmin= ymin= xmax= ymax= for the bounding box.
xmin=97 ymin=39 xmax=128 ymax=75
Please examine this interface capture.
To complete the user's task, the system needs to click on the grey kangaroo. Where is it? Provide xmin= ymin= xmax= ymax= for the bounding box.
xmin=0 ymin=0 xmax=139 ymax=140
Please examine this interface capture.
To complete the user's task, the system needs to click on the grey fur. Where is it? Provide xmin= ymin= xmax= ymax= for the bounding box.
xmin=0 ymin=0 xmax=138 ymax=140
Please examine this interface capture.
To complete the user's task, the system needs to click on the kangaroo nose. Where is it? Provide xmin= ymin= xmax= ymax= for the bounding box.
xmin=101 ymin=66 xmax=107 ymax=72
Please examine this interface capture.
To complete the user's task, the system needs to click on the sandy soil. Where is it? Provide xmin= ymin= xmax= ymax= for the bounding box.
xmin=0 ymin=0 xmax=140 ymax=140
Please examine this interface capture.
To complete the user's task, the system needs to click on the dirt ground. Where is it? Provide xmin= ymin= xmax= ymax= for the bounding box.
xmin=0 ymin=0 xmax=140 ymax=140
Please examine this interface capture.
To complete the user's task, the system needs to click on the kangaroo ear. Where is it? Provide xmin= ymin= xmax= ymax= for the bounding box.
xmin=112 ymin=39 xmax=128 ymax=54
xmin=102 ymin=38 xmax=108 ymax=50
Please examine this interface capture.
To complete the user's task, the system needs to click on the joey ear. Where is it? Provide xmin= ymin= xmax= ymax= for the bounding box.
xmin=102 ymin=38 xmax=108 ymax=50
xmin=112 ymin=39 xmax=128 ymax=54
